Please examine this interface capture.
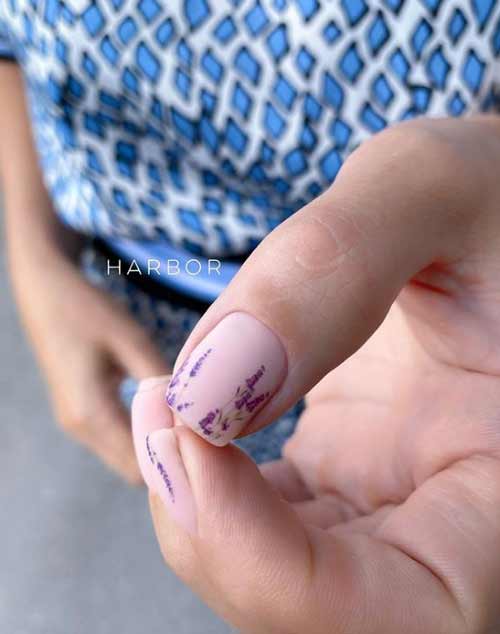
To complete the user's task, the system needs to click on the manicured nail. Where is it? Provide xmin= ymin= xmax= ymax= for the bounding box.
xmin=137 ymin=376 xmax=172 ymax=393
xmin=146 ymin=428 xmax=197 ymax=535
xmin=165 ymin=312 xmax=287 ymax=446
xmin=132 ymin=376 xmax=173 ymax=489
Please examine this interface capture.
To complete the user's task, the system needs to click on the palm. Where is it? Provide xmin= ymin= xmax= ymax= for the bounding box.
xmin=261 ymin=278 xmax=500 ymax=625
xmin=276 ymin=301 xmax=498 ymax=523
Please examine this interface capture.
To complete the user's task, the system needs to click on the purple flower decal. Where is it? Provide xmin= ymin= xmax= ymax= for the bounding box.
xmin=177 ymin=401 xmax=194 ymax=412
xmin=235 ymin=390 xmax=251 ymax=410
xmin=156 ymin=461 xmax=175 ymax=503
xmin=198 ymin=408 xmax=220 ymax=436
xmin=200 ymin=364 xmax=272 ymax=441
xmin=167 ymin=352 xmax=271 ymax=443
xmin=166 ymin=348 xmax=214 ymax=411
xmin=146 ymin=435 xmax=156 ymax=465
xmin=246 ymin=391 xmax=270 ymax=413
xmin=169 ymin=356 xmax=190 ymax=390
xmin=145 ymin=437 xmax=175 ymax=503
xmin=189 ymin=348 xmax=213 ymax=378
xmin=246 ymin=365 xmax=265 ymax=391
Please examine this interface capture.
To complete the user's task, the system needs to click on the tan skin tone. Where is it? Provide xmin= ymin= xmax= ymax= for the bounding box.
xmin=4 ymin=55 xmax=500 ymax=631
xmin=140 ymin=117 xmax=500 ymax=632
xmin=1 ymin=63 xmax=169 ymax=483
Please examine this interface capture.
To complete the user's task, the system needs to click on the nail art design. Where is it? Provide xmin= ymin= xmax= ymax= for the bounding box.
xmin=168 ymin=360 xmax=271 ymax=442
xmin=165 ymin=312 xmax=287 ymax=446
xmin=189 ymin=348 xmax=212 ymax=377
xmin=146 ymin=434 xmax=155 ymax=466
xmin=146 ymin=434 xmax=175 ymax=503
xmin=131 ymin=377 xmax=174 ymax=490
xmin=156 ymin=461 xmax=175 ymax=503
xmin=146 ymin=429 xmax=197 ymax=535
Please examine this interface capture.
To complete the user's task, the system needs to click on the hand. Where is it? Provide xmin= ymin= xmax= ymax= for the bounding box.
xmin=1 ymin=60 xmax=169 ymax=482
xmin=133 ymin=115 xmax=500 ymax=632
xmin=11 ymin=242 xmax=168 ymax=483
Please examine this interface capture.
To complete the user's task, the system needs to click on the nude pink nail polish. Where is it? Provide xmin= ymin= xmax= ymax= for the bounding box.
xmin=165 ymin=312 xmax=287 ymax=446
xmin=147 ymin=428 xmax=197 ymax=535
xmin=132 ymin=377 xmax=173 ymax=489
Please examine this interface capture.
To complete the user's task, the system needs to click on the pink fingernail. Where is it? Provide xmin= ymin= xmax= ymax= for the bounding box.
xmin=132 ymin=377 xmax=173 ymax=489
xmin=147 ymin=428 xmax=197 ymax=535
xmin=165 ymin=312 xmax=287 ymax=446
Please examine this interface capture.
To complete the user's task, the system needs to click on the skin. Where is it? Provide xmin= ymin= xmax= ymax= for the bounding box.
xmin=0 ymin=62 xmax=169 ymax=483
xmin=138 ymin=115 xmax=500 ymax=632
xmin=4 ymin=53 xmax=500 ymax=632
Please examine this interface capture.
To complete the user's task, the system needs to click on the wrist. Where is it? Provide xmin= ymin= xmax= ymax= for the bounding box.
xmin=5 ymin=198 xmax=84 ymax=270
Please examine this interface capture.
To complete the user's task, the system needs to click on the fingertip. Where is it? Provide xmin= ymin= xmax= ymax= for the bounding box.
xmin=173 ymin=423 xmax=282 ymax=533
xmin=165 ymin=312 xmax=287 ymax=446
xmin=147 ymin=427 xmax=198 ymax=535
xmin=124 ymin=464 xmax=144 ymax=487
xmin=131 ymin=375 xmax=173 ymax=489
xmin=137 ymin=375 xmax=172 ymax=392
xmin=147 ymin=425 xmax=315 ymax=632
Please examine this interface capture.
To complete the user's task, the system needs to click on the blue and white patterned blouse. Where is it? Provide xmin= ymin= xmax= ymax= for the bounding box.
xmin=1 ymin=0 xmax=499 ymax=258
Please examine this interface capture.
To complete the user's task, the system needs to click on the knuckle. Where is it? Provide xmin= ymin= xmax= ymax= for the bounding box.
xmin=126 ymin=471 xmax=144 ymax=487
xmin=119 ymin=323 xmax=152 ymax=352
xmin=337 ymin=119 xmax=474 ymax=234
xmin=55 ymin=399 xmax=94 ymax=437
xmin=347 ymin=120 xmax=465 ymax=187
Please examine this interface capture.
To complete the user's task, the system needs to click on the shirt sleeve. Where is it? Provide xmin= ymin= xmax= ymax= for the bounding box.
xmin=0 ymin=18 xmax=15 ymax=60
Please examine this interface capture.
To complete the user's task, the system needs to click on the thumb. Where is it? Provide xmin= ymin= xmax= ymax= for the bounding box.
xmin=147 ymin=425 xmax=466 ymax=634
xmin=165 ymin=123 xmax=485 ymax=446
xmin=147 ymin=425 xmax=323 ymax=630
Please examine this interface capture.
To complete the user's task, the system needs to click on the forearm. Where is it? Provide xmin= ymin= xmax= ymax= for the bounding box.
xmin=0 ymin=61 xmax=80 ymax=269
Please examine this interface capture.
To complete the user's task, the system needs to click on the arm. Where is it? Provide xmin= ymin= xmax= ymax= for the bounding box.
xmin=0 ymin=62 xmax=79 ymax=265
xmin=1 ymin=61 xmax=168 ymax=483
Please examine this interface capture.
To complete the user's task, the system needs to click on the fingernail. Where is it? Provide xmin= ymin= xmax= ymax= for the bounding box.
xmin=132 ymin=376 xmax=173 ymax=489
xmin=146 ymin=428 xmax=197 ymax=535
xmin=137 ymin=376 xmax=171 ymax=393
xmin=166 ymin=312 xmax=287 ymax=446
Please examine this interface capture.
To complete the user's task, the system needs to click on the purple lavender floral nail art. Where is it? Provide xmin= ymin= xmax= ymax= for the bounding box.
xmin=189 ymin=348 xmax=212 ymax=377
xmin=146 ymin=435 xmax=155 ymax=465
xmin=156 ymin=461 xmax=175 ymax=503
xmin=166 ymin=356 xmax=190 ymax=407
xmin=145 ymin=435 xmax=175 ymax=503
xmin=176 ymin=401 xmax=194 ymax=413
xmin=166 ymin=349 xmax=212 ymax=407
xmin=167 ymin=348 xmax=273 ymax=442
xmin=188 ymin=360 xmax=271 ymax=441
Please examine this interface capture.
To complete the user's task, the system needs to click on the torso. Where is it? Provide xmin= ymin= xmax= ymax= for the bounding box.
xmin=2 ymin=0 xmax=499 ymax=255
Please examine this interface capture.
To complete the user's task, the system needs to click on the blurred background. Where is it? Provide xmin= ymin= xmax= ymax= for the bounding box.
xmin=0 ymin=218 xmax=230 ymax=633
